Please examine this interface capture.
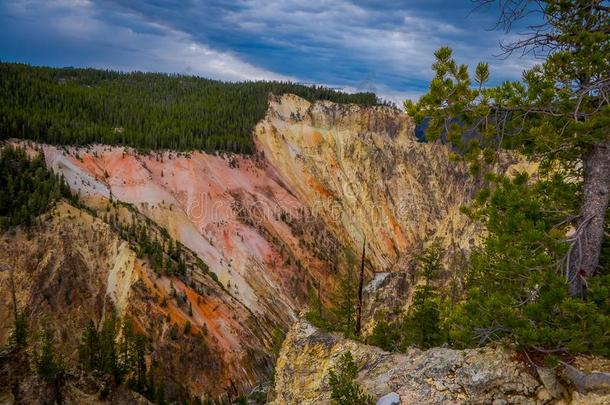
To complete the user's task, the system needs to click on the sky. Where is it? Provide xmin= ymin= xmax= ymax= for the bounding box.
xmin=0 ymin=0 xmax=539 ymax=104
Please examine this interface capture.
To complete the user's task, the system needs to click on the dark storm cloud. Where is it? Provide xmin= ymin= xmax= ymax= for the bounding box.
xmin=0 ymin=0 xmax=538 ymax=103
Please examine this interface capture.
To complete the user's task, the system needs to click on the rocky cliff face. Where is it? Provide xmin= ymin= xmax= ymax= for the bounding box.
xmin=1 ymin=94 xmax=495 ymax=400
xmin=255 ymin=94 xmax=492 ymax=330
xmin=272 ymin=319 xmax=610 ymax=405
xmin=256 ymin=94 xmax=481 ymax=273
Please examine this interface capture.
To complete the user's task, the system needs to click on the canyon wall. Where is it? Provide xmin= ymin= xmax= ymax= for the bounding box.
xmin=256 ymin=94 xmax=481 ymax=273
xmin=1 ymin=94 xmax=488 ymax=399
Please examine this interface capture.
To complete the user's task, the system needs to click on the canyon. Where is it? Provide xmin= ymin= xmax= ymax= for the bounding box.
xmin=2 ymin=94 xmax=531 ymax=402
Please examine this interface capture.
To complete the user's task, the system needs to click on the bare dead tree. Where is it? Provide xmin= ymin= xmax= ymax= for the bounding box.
xmin=317 ymin=279 xmax=322 ymax=319
xmin=475 ymin=0 xmax=610 ymax=57
xmin=0 ymin=263 xmax=18 ymax=325
xmin=355 ymin=238 xmax=366 ymax=337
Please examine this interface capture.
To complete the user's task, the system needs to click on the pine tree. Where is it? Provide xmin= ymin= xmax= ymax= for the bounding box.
xmin=399 ymin=243 xmax=445 ymax=350
xmin=9 ymin=311 xmax=28 ymax=348
xmin=305 ymin=283 xmax=325 ymax=328
xmin=99 ymin=315 xmax=119 ymax=379
xmin=0 ymin=146 xmax=72 ymax=230
xmin=328 ymin=351 xmax=374 ymax=405
xmin=331 ymin=268 xmax=358 ymax=338
xmin=129 ymin=334 xmax=147 ymax=392
xmin=448 ymin=175 xmax=610 ymax=355
xmin=0 ymin=63 xmax=387 ymax=154
xmin=406 ymin=0 xmax=609 ymax=298
xmin=35 ymin=326 xmax=62 ymax=381
xmin=367 ymin=314 xmax=399 ymax=352
xmin=78 ymin=320 xmax=100 ymax=371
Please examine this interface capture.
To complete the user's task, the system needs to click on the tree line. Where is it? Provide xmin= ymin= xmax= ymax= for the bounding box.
xmin=0 ymin=63 xmax=389 ymax=153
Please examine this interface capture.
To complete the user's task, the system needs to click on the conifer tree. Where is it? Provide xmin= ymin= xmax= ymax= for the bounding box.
xmin=0 ymin=146 xmax=72 ymax=230
xmin=98 ymin=315 xmax=119 ymax=379
xmin=35 ymin=326 xmax=62 ymax=381
xmin=305 ymin=283 xmax=325 ymax=328
xmin=400 ymin=243 xmax=444 ymax=350
xmin=79 ymin=320 xmax=100 ymax=371
xmin=328 ymin=351 xmax=374 ymax=405
xmin=448 ymin=175 xmax=610 ymax=355
xmin=367 ymin=314 xmax=399 ymax=352
xmin=406 ymin=0 xmax=609 ymax=298
xmin=331 ymin=267 xmax=358 ymax=338
xmin=9 ymin=311 xmax=28 ymax=348
xmin=403 ymin=0 xmax=610 ymax=357
xmin=0 ymin=63 xmax=387 ymax=154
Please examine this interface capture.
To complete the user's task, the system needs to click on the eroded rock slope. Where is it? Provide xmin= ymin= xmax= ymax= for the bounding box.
xmin=0 ymin=202 xmax=270 ymax=400
xmin=2 ymin=94 xmax=494 ymax=399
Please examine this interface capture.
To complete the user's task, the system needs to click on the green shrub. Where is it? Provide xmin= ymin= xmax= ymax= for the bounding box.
xmin=367 ymin=316 xmax=399 ymax=352
xmin=328 ymin=351 xmax=374 ymax=405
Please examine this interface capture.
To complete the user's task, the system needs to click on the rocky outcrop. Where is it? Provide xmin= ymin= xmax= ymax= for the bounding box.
xmin=271 ymin=319 xmax=610 ymax=405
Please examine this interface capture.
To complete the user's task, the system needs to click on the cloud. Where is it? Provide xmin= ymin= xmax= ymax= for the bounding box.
xmin=1 ymin=0 xmax=293 ymax=81
xmin=213 ymin=0 xmax=536 ymax=98
xmin=0 ymin=0 xmax=541 ymax=103
xmin=112 ymin=0 xmax=536 ymax=93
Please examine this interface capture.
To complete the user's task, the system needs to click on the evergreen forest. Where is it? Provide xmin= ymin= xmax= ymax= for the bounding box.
xmin=0 ymin=62 xmax=387 ymax=153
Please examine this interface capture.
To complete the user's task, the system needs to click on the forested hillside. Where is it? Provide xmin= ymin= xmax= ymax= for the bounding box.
xmin=0 ymin=63 xmax=387 ymax=153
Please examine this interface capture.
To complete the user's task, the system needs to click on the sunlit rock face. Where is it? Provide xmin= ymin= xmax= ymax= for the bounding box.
xmin=2 ymin=94 xmax=490 ymax=399
xmin=270 ymin=319 xmax=542 ymax=404
xmin=255 ymin=94 xmax=484 ymax=331
xmin=42 ymin=144 xmax=309 ymax=322
xmin=256 ymin=94 xmax=480 ymax=273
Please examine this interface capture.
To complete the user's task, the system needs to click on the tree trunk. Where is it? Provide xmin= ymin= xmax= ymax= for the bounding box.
xmin=568 ymin=139 xmax=610 ymax=297
xmin=355 ymin=239 xmax=366 ymax=337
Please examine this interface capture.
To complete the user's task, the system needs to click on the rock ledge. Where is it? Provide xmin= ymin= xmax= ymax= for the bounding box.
xmin=271 ymin=319 xmax=609 ymax=405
